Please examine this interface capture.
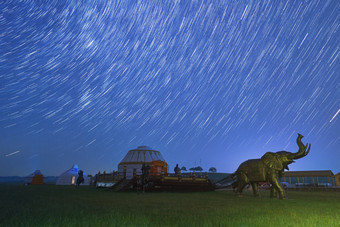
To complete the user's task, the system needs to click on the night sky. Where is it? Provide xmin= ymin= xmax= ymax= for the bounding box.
xmin=1 ymin=1 xmax=339 ymax=176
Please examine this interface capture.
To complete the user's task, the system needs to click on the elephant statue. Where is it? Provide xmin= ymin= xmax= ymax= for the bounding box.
xmin=233 ymin=133 xmax=310 ymax=199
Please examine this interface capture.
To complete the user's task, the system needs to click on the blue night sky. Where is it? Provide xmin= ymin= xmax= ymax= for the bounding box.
xmin=0 ymin=1 xmax=339 ymax=176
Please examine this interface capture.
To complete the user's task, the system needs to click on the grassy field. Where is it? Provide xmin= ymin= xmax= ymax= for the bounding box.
xmin=1 ymin=184 xmax=340 ymax=227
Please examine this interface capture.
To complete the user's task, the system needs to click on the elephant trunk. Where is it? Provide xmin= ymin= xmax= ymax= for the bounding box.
xmin=291 ymin=133 xmax=311 ymax=159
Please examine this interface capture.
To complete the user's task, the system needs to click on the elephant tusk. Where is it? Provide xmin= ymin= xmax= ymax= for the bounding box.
xmin=306 ymin=144 xmax=311 ymax=155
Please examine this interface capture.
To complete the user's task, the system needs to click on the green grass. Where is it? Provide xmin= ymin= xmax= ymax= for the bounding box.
xmin=1 ymin=184 xmax=340 ymax=227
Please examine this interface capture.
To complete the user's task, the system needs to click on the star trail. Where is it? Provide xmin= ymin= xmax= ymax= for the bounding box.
xmin=0 ymin=1 xmax=339 ymax=176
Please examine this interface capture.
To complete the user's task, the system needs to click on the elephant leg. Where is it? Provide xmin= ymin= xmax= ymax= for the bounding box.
xmin=251 ymin=182 xmax=259 ymax=197
xmin=269 ymin=173 xmax=285 ymax=199
xmin=236 ymin=182 xmax=248 ymax=197
xmin=270 ymin=187 xmax=277 ymax=198
xmin=236 ymin=172 xmax=248 ymax=196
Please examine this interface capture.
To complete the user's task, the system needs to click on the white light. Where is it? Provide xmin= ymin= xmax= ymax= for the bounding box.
xmin=330 ymin=109 xmax=340 ymax=122
xmin=5 ymin=150 xmax=20 ymax=157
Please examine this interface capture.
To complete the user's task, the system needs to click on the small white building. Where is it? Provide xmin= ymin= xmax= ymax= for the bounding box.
xmin=118 ymin=146 xmax=167 ymax=179
xmin=56 ymin=164 xmax=91 ymax=186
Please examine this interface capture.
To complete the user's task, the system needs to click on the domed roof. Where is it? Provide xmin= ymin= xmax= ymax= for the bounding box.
xmin=56 ymin=164 xmax=90 ymax=185
xmin=134 ymin=146 xmax=153 ymax=150
xmin=119 ymin=146 xmax=165 ymax=164
xmin=24 ymin=170 xmax=44 ymax=184
xmin=33 ymin=170 xmax=42 ymax=175
xmin=71 ymin=164 xmax=79 ymax=172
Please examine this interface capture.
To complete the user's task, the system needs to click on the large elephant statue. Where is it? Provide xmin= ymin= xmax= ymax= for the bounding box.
xmin=233 ymin=133 xmax=310 ymax=199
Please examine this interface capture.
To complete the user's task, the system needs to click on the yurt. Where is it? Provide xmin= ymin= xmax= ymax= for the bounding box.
xmin=24 ymin=170 xmax=44 ymax=185
xmin=118 ymin=146 xmax=168 ymax=179
xmin=56 ymin=164 xmax=91 ymax=186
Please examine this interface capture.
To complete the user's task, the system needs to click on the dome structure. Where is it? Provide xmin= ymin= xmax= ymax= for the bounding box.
xmin=118 ymin=146 xmax=167 ymax=179
xmin=56 ymin=164 xmax=91 ymax=186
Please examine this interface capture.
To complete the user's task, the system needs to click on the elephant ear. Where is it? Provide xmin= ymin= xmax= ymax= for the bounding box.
xmin=261 ymin=152 xmax=283 ymax=171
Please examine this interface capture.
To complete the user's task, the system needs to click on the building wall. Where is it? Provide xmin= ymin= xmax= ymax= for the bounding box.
xmin=118 ymin=164 xmax=144 ymax=179
xmin=118 ymin=162 xmax=168 ymax=179
xmin=335 ymin=173 xmax=340 ymax=186
xmin=56 ymin=174 xmax=91 ymax=185
xmin=281 ymin=176 xmax=335 ymax=186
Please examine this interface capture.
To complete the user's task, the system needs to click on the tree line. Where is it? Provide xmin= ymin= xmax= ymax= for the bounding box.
xmin=179 ymin=166 xmax=217 ymax=173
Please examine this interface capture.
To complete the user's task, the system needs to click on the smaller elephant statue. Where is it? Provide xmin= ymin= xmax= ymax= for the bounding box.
xmin=233 ymin=133 xmax=310 ymax=199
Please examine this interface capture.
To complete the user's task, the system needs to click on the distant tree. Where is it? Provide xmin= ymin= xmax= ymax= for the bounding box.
xmin=196 ymin=166 xmax=203 ymax=172
xmin=189 ymin=166 xmax=203 ymax=172
xmin=181 ymin=166 xmax=187 ymax=172
xmin=209 ymin=167 xmax=217 ymax=173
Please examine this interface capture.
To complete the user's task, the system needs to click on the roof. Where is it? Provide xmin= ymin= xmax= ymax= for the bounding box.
xmin=70 ymin=164 xmax=79 ymax=172
xmin=283 ymin=170 xmax=334 ymax=177
xmin=119 ymin=146 xmax=165 ymax=164
xmin=56 ymin=164 xmax=90 ymax=185
xmin=26 ymin=170 xmax=43 ymax=177
xmin=58 ymin=164 xmax=87 ymax=177
xmin=24 ymin=170 xmax=44 ymax=184
xmin=133 ymin=145 xmax=153 ymax=150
